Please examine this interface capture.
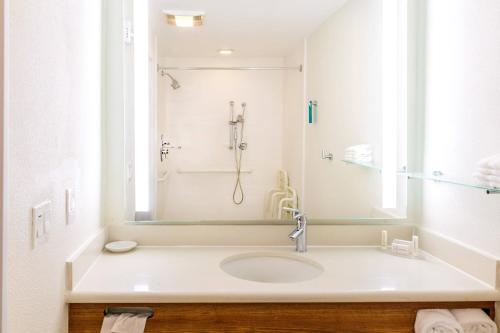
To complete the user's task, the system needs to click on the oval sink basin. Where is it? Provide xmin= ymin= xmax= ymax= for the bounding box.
xmin=220 ymin=252 xmax=323 ymax=283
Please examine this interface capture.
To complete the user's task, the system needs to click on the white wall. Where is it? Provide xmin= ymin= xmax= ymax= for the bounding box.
xmin=0 ymin=0 xmax=5 ymax=329
xmin=156 ymin=57 xmax=285 ymax=221
xmin=304 ymin=0 xmax=384 ymax=218
xmin=420 ymin=0 xmax=500 ymax=257
xmin=6 ymin=0 xmax=104 ymax=332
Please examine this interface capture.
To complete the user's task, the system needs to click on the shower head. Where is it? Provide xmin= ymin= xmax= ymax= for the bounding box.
xmin=170 ymin=79 xmax=181 ymax=90
xmin=164 ymin=72 xmax=181 ymax=90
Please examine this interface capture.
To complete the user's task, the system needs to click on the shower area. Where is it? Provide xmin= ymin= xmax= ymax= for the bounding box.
xmin=154 ymin=57 xmax=302 ymax=221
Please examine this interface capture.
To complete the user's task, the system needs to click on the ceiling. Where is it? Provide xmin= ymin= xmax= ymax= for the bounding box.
xmin=149 ymin=0 xmax=348 ymax=58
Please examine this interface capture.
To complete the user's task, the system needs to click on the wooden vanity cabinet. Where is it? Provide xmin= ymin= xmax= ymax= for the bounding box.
xmin=69 ymin=301 xmax=495 ymax=333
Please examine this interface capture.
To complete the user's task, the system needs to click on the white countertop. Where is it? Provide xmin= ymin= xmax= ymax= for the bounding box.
xmin=67 ymin=246 xmax=500 ymax=303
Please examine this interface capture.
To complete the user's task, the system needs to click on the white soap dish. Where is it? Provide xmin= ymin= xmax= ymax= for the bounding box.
xmin=105 ymin=241 xmax=138 ymax=253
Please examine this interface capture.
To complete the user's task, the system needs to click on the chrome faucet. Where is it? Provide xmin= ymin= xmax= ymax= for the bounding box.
xmin=284 ymin=208 xmax=307 ymax=252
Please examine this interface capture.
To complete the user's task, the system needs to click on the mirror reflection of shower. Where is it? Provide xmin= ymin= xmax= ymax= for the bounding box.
xmin=228 ymin=101 xmax=248 ymax=205
xmin=160 ymin=69 xmax=181 ymax=90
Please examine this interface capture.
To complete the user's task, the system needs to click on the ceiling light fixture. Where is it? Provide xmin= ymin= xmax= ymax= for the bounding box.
xmin=218 ymin=49 xmax=234 ymax=55
xmin=163 ymin=10 xmax=205 ymax=27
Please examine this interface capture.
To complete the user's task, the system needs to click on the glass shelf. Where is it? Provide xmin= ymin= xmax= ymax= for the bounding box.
xmin=341 ymin=159 xmax=381 ymax=171
xmin=405 ymin=172 xmax=500 ymax=194
xmin=342 ymin=160 xmax=500 ymax=194
xmin=340 ymin=160 xmax=500 ymax=195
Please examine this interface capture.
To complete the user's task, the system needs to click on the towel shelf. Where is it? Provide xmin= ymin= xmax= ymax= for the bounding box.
xmin=340 ymin=161 xmax=500 ymax=195
xmin=104 ymin=306 xmax=154 ymax=318
xmin=405 ymin=172 xmax=500 ymax=195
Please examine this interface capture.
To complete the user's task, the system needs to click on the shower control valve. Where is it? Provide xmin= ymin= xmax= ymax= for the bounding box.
xmin=160 ymin=135 xmax=182 ymax=162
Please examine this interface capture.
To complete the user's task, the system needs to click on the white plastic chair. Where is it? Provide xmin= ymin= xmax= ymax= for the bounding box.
xmin=278 ymin=187 xmax=298 ymax=220
xmin=265 ymin=170 xmax=289 ymax=218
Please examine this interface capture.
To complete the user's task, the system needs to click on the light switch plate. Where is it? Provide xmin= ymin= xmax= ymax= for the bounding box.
xmin=66 ymin=189 xmax=76 ymax=225
xmin=32 ymin=200 xmax=51 ymax=248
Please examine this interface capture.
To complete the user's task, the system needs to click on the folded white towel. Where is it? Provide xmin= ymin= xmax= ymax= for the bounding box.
xmin=346 ymin=155 xmax=371 ymax=160
xmin=415 ymin=309 xmax=464 ymax=333
xmin=345 ymin=144 xmax=372 ymax=151
xmin=473 ymin=173 xmax=500 ymax=188
xmin=477 ymin=168 xmax=500 ymax=177
xmin=345 ymin=146 xmax=373 ymax=156
xmin=101 ymin=314 xmax=148 ymax=333
xmin=344 ymin=153 xmax=372 ymax=159
xmin=451 ymin=309 xmax=497 ymax=333
xmin=477 ymin=154 xmax=500 ymax=170
xmin=345 ymin=151 xmax=372 ymax=155
xmin=345 ymin=151 xmax=373 ymax=157
xmin=344 ymin=157 xmax=374 ymax=163
xmin=345 ymin=149 xmax=372 ymax=154
xmin=482 ymin=174 xmax=500 ymax=186
xmin=345 ymin=153 xmax=372 ymax=157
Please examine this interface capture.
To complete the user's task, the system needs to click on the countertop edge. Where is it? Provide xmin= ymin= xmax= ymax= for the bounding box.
xmin=66 ymin=290 xmax=500 ymax=304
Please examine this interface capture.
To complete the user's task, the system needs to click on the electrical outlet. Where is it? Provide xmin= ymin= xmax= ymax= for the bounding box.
xmin=32 ymin=200 xmax=51 ymax=248
xmin=66 ymin=189 xmax=76 ymax=225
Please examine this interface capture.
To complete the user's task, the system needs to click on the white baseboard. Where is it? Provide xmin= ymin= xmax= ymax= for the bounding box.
xmin=417 ymin=227 xmax=498 ymax=288
xmin=66 ymin=228 xmax=107 ymax=290
xmin=108 ymin=224 xmax=414 ymax=246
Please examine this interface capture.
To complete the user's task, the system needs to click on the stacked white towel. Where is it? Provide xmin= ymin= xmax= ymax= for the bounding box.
xmin=415 ymin=309 xmax=464 ymax=333
xmin=344 ymin=144 xmax=373 ymax=163
xmin=415 ymin=309 xmax=498 ymax=333
xmin=451 ymin=309 xmax=498 ymax=333
xmin=473 ymin=154 xmax=500 ymax=188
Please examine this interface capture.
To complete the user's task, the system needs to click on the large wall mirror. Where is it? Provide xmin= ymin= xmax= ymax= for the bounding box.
xmin=118 ymin=0 xmax=412 ymax=223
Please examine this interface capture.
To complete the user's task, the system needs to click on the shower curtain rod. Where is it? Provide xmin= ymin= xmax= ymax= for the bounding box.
xmin=158 ymin=65 xmax=303 ymax=72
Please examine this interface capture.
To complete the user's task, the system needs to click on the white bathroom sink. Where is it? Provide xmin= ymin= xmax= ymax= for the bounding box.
xmin=220 ymin=252 xmax=323 ymax=283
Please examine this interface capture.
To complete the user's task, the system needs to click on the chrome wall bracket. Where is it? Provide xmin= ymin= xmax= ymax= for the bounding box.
xmin=321 ymin=149 xmax=334 ymax=161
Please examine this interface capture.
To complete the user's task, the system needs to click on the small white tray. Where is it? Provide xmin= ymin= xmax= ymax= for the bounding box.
xmin=105 ymin=241 xmax=138 ymax=253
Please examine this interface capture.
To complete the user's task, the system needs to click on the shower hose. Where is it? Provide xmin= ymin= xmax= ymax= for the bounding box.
xmin=232 ymin=104 xmax=246 ymax=204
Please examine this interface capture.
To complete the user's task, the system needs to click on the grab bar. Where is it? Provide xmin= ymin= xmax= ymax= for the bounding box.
xmin=104 ymin=307 xmax=154 ymax=318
